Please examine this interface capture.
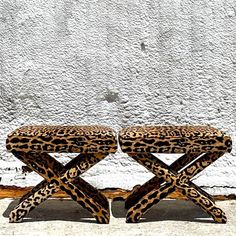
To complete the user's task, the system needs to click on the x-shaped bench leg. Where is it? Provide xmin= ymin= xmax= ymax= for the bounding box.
xmin=9 ymin=151 xmax=110 ymax=224
xmin=19 ymin=154 xmax=108 ymax=209
xmin=125 ymin=153 xmax=214 ymax=209
xmin=17 ymin=152 xmax=108 ymax=211
xmin=126 ymin=152 xmax=226 ymax=223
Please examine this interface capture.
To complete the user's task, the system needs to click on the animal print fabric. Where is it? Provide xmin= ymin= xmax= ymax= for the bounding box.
xmin=119 ymin=125 xmax=232 ymax=153
xmin=6 ymin=125 xmax=117 ymax=153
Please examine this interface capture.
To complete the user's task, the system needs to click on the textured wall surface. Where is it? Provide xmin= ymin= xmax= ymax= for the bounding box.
xmin=0 ymin=0 xmax=236 ymax=195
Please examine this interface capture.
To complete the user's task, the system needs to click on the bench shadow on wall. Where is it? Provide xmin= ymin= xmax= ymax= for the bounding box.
xmin=3 ymin=199 xmax=212 ymax=223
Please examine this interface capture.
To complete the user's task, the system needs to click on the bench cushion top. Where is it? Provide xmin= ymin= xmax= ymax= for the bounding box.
xmin=119 ymin=125 xmax=232 ymax=153
xmin=6 ymin=125 xmax=117 ymax=153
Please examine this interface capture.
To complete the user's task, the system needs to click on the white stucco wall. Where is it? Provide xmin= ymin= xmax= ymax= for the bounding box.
xmin=0 ymin=0 xmax=235 ymax=195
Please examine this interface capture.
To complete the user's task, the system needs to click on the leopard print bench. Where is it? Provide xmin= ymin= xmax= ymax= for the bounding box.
xmin=6 ymin=125 xmax=117 ymax=224
xmin=7 ymin=125 xmax=117 ymax=153
xmin=119 ymin=125 xmax=232 ymax=223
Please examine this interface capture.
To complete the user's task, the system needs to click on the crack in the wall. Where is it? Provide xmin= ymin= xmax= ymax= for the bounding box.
xmin=201 ymin=186 xmax=236 ymax=189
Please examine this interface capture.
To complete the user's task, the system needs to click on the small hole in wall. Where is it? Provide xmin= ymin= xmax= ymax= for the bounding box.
xmin=141 ymin=42 xmax=146 ymax=51
xmin=104 ymin=91 xmax=119 ymax=103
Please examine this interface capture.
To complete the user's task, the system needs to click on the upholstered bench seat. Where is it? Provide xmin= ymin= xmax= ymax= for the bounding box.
xmin=7 ymin=125 xmax=117 ymax=224
xmin=6 ymin=125 xmax=117 ymax=153
xmin=119 ymin=125 xmax=232 ymax=154
xmin=119 ymin=125 xmax=232 ymax=223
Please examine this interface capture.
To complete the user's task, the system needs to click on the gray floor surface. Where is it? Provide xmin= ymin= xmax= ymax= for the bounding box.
xmin=0 ymin=198 xmax=235 ymax=236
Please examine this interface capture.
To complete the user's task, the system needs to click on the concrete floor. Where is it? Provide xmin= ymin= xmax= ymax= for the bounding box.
xmin=0 ymin=198 xmax=235 ymax=236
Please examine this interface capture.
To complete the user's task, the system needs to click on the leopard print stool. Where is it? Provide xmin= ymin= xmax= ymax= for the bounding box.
xmin=6 ymin=125 xmax=117 ymax=224
xmin=119 ymin=125 xmax=232 ymax=223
